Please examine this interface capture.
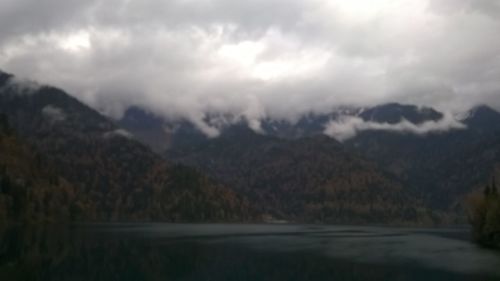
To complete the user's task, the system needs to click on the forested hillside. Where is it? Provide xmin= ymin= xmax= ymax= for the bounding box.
xmin=0 ymin=113 xmax=76 ymax=222
xmin=168 ymin=125 xmax=435 ymax=224
xmin=134 ymin=103 xmax=500 ymax=223
xmin=0 ymin=71 xmax=254 ymax=222
xmin=344 ymin=106 xmax=500 ymax=211
xmin=2 ymin=68 xmax=500 ymax=225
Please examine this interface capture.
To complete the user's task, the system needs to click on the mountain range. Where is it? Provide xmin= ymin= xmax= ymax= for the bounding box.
xmin=0 ymin=70 xmax=253 ymax=222
xmin=1 ymin=69 xmax=500 ymax=224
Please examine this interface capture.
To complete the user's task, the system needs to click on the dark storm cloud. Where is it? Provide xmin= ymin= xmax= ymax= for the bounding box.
xmin=1 ymin=0 xmax=499 ymax=134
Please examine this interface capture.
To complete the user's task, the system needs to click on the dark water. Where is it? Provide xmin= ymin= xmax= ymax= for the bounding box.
xmin=1 ymin=224 xmax=500 ymax=281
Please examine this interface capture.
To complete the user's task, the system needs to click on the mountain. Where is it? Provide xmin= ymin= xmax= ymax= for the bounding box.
xmin=345 ymin=105 xmax=500 ymax=210
xmin=0 ymin=70 xmax=254 ymax=222
xmin=120 ymin=102 xmax=500 ymax=223
xmin=358 ymin=103 xmax=443 ymax=124
xmin=118 ymin=106 xmax=210 ymax=153
xmin=118 ymin=103 xmax=447 ymax=152
xmin=0 ymin=71 xmax=11 ymax=86
xmin=463 ymin=105 xmax=500 ymax=133
xmin=3 ymin=68 xmax=500 ymax=225
xmin=0 ymin=112 xmax=78 ymax=222
xmin=168 ymin=125 xmax=434 ymax=224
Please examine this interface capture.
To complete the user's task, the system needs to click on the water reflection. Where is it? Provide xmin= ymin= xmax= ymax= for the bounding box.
xmin=0 ymin=224 xmax=499 ymax=281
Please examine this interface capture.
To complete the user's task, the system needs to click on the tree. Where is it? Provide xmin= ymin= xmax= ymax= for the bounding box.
xmin=470 ymin=176 xmax=500 ymax=248
xmin=484 ymin=185 xmax=491 ymax=196
xmin=492 ymin=177 xmax=498 ymax=196
xmin=0 ymin=114 xmax=11 ymax=135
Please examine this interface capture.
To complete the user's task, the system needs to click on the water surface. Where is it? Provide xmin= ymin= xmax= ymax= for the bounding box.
xmin=0 ymin=224 xmax=499 ymax=280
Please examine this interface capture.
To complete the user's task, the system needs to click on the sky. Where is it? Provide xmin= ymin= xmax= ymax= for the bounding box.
xmin=1 ymin=0 xmax=499 ymax=127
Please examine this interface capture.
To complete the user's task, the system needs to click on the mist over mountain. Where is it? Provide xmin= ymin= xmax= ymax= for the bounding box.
xmin=118 ymin=102 xmax=477 ymax=151
xmin=1 ymin=0 xmax=500 ymax=226
xmin=118 ymin=99 xmax=500 ymax=222
xmin=3 ymin=1 xmax=500 ymax=279
xmin=7 ymin=69 xmax=491 ymax=224
xmin=0 ymin=70 xmax=255 ymax=222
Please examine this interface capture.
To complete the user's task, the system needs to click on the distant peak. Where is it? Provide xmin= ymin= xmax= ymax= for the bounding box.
xmin=469 ymin=105 xmax=499 ymax=115
xmin=0 ymin=69 xmax=13 ymax=86
xmin=123 ymin=106 xmax=160 ymax=120
xmin=463 ymin=105 xmax=500 ymax=130
xmin=120 ymin=106 xmax=166 ymax=130
xmin=359 ymin=103 xmax=443 ymax=124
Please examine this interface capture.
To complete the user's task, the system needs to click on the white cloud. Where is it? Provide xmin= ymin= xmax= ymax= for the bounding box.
xmin=2 ymin=76 xmax=41 ymax=95
xmin=103 ymin=129 xmax=133 ymax=139
xmin=58 ymin=30 xmax=91 ymax=52
xmin=42 ymin=105 xmax=66 ymax=122
xmin=324 ymin=113 xmax=467 ymax=141
xmin=0 ymin=0 xmax=499 ymax=130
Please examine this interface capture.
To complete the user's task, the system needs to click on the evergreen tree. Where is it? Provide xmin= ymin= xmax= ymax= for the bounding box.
xmin=484 ymin=185 xmax=491 ymax=196
xmin=470 ymin=176 xmax=500 ymax=248
xmin=492 ymin=177 xmax=498 ymax=196
xmin=0 ymin=114 xmax=10 ymax=135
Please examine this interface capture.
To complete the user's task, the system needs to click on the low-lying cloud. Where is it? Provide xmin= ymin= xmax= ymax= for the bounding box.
xmin=41 ymin=105 xmax=66 ymax=123
xmin=1 ymin=76 xmax=41 ymax=96
xmin=324 ymin=113 xmax=467 ymax=141
xmin=103 ymin=129 xmax=134 ymax=139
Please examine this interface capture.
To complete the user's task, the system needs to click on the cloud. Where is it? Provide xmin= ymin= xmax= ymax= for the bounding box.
xmin=42 ymin=105 xmax=66 ymax=122
xmin=324 ymin=113 xmax=467 ymax=141
xmin=0 ymin=0 xmax=499 ymax=132
xmin=103 ymin=129 xmax=133 ymax=139
xmin=1 ymin=75 xmax=41 ymax=95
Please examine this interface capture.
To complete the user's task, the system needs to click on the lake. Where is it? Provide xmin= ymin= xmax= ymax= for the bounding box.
xmin=0 ymin=224 xmax=499 ymax=280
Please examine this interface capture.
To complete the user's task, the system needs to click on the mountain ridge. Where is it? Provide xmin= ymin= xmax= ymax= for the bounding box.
xmin=2 ymin=69 xmax=500 ymax=225
xmin=118 ymin=102 xmax=498 ymax=153
xmin=0 ymin=71 xmax=256 ymax=222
